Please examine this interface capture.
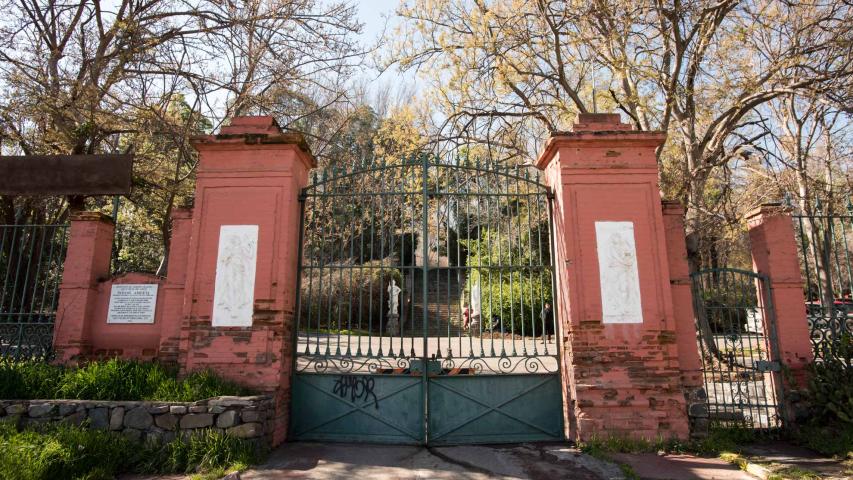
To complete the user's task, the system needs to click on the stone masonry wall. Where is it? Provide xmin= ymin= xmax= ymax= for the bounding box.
xmin=0 ymin=396 xmax=274 ymax=446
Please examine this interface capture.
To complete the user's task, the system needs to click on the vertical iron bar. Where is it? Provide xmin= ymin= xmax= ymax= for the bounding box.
xmin=421 ymin=154 xmax=430 ymax=444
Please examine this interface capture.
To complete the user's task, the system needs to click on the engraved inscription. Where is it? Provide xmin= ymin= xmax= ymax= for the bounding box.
xmin=107 ymin=284 xmax=158 ymax=324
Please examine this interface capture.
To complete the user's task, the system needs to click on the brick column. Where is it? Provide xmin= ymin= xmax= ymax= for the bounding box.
xmin=178 ymin=116 xmax=315 ymax=446
xmin=536 ymin=113 xmax=690 ymax=441
xmin=54 ymin=212 xmax=115 ymax=363
xmin=158 ymin=207 xmax=193 ymax=364
xmin=662 ymin=201 xmax=708 ymax=436
xmin=747 ymin=204 xmax=813 ymax=387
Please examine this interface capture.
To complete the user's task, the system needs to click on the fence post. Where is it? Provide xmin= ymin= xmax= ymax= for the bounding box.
xmin=178 ymin=116 xmax=315 ymax=446
xmin=662 ymin=201 xmax=709 ymax=435
xmin=747 ymin=204 xmax=813 ymax=388
xmin=536 ymin=113 xmax=690 ymax=441
xmin=53 ymin=212 xmax=115 ymax=362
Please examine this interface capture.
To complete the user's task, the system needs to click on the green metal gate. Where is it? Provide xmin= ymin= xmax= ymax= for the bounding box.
xmin=0 ymin=224 xmax=69 ymax=360
xmin=290 ymin=155 xmax=563 ymax=445
xmin=691 ymin=268 xmax=784 ymax=431
xmin=790 ymin=199 xmax=853 ymax=363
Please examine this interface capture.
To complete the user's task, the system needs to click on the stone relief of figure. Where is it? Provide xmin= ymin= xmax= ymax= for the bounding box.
xmin=216 ymin=232 xmax=257 ymax=319
xmin=602 ymin=229 xmax=640 ymax=319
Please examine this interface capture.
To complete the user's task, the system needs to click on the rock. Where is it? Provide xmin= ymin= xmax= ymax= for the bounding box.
xmin=110 ymin=407 xmax=125 ymax=430
xmin=88 ymin=407 xmax=109 ymax=429
xmin=5 ymin=404 xmax=26 ymax=415
xmin=0 ymin=406 xmax=5 ymax=416
xmin=58 ymin=403 xmax=77 ymax=416
xmin=180 ymin=413 xmax=213 ymax=429
xmin=689 ymin=403 xmax=709 ymax=418
xmin=24 ymin=417 xmax=50 ymax=426
xmin=63 ymin=411 xmax=86 ymax=426
xmin=122 ymin=428 xmax=142 ymax=442
xmin=208 ymin=397 xmax=253 ymax=407
xmin=124 ymin=406 xmax=153 ymax=430
xmin=241 ymin=411 xmax=261 ymax=423
xmin=28 ymin=403 xmax=54 ymax=418
xmin=226 ymin=423 xmax=262 ymax=438
xmin=209 ymin=405 xmax=226 ymax=414
xmin=221 ymin=472 xmax=241 ymax=480
xmin=162 ymin=431 xmax=176 ymax=444
xmin=169 ymin=405 xmax=187 ymax=415
xmin=189 ymin=405 xmax=207 ymax=413
xmin=148 ymin=405 xmax=169 ymax=415
xmin=155 ymin=413 xmax=179 ymax=430
xmin=216 ymin=410 xmax=238 ymax=428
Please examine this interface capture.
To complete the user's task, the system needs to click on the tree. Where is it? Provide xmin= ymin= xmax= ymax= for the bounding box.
xmin=0 ymin=0 xmax=364 ymax=271
xmin=390 ymin=0 xmax=853 ymax=266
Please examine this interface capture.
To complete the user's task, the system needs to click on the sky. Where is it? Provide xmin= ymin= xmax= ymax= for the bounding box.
xmin=352 ymin=1 xmax=423 ymax=99
xmin=356 ymin=1 xmax=399 ymax=43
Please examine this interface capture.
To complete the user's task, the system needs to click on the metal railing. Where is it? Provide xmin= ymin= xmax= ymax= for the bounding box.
xmin=692 ymin=268 xmax=784 ymax=431
xmin=0 ymin=224 xmax=69 ymax=360
xmin=791 ymin=200 xmax=853 ymax=363
xmin=294 ymin=155 xmax=558 ymax=375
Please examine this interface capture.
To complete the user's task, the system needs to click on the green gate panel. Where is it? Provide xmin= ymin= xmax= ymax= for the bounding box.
xmin=290 ymin=374 xmax=424 ymax=444
xmin=428 ymin=374 xmax=563 ymax=445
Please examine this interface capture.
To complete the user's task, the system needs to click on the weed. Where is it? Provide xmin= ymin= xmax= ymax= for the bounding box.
xmin=0 ymin=423 xmax=263 ymax=480
xmin=0 ymin=359 xmax=252 ymax=402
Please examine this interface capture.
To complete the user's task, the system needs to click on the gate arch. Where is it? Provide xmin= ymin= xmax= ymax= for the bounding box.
xmin=290 ymin=154 xmax=563 ymax=445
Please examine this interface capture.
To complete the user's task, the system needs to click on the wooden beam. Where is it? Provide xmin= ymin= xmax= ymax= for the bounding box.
xmin=0 ymin=155 xmax=133 ymax=195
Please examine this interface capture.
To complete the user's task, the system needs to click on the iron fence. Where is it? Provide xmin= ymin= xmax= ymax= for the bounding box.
xmin=0 ymin=224 xmax=68 ymax=360
xmin=791 ymin=202 xmax=853 ymax=363
xmin=692 ymin=268 xmax=784 ymax=431
xmin=294 ymin=154 xmax=558 ymax=375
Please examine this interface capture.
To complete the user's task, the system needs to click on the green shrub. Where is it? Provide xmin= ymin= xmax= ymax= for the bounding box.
xmin=808 ymin=334 xmax=853 ymax=424
xmin=0 ymin=423 xmax=263 ymax=480
xmin=0 ymin=361 xmax=64 ymax=399
xmin=0 ymin=359 xmax=252 ymax=401
xmin=791 ymin=423 xmax=853 ymax=458
xmin=299 ymin=262 xmax=402 ymax=333
xmin=463 ymin=221 xmax=553 ymax=335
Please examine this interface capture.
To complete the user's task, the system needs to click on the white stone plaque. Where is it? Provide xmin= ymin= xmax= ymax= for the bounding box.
xmin=107 ymin=284 xmax=158 ymax=324
xmin=212 ymin=225 xmax=259 ymax=327
xmin=595 ymin=221 xmax=643 ymax=324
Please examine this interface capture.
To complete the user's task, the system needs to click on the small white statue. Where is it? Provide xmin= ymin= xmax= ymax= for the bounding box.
xmin=387 ymin=279 xmax=401 ymax=316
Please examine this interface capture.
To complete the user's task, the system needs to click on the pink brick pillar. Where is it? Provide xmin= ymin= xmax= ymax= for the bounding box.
xmin=747 ymin=204 xmax=813 ymax=387
xmin=178 ymin=116 xmax=315 ymax=446
xmin=536 ymin=113 xmax=690 ymax=441
xmin=662 ymin=201 xmax=708 ymax=434
xmin=54 ymin=212 xmax=115 ymax=363
xmin=158 ymin=208 xmax=193 ymax=364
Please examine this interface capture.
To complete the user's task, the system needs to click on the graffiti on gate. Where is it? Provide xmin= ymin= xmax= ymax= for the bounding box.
xmin=332 ymin=375 xmax=379 ymax=409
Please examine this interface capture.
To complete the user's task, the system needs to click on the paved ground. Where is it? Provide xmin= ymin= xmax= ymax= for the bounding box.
xmin=240 ymin=442 xmax=620 ymax=479
xmin=611 ymin=453 xmax=754 ymax=480
xmin=740 ymin=441 xmax=852 ymax=480
xmin=238 ymin=442 xmax=754 ymax=480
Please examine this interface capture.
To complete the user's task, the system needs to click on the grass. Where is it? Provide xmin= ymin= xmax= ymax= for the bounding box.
xmin=0 ymin=422 xmax=264 ymax=480
xmin=577 ymin=427 xmax=754 ymax=458
xmin=0 ymin=358 xmax=253 ymax=402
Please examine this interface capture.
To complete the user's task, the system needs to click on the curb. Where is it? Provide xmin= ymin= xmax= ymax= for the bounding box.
xmin=721 ymin=453 xmax=774 ymax=479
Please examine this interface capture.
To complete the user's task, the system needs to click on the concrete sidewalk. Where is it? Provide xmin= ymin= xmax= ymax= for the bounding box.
xmin=238 ymin=442 xmax=753 ymax=480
